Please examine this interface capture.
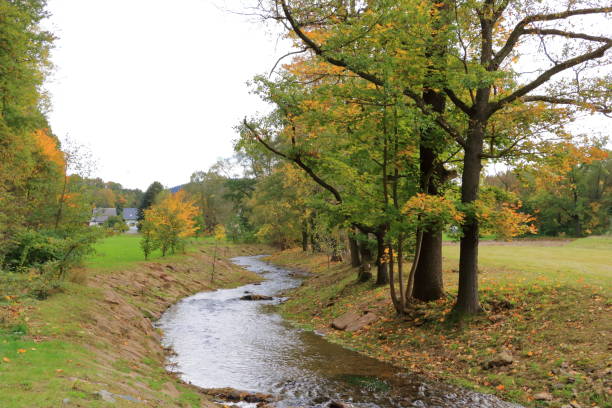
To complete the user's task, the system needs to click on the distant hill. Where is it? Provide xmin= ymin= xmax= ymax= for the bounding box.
xmin=168 ymin=184 xmax=186 ymax=194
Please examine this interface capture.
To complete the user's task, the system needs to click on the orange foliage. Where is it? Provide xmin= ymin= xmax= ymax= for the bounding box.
xmin=33 ymin=129 xmax=65 ymax=169
xmin=474 ymin=200 xmax=537 ymax=240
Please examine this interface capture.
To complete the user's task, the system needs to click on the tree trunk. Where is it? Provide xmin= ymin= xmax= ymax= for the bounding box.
xmin=454 ymin=121 xmax=485 ymax=315
xmin=330 ymin=237 xmax=342 ymax=262
xmin=388 ymin=243 xmax=401 ymax=313
xmin=54 ymin=173 xmax=68 ymax=229
xmin=358 ymin=242 xmax=372 ymax=282
xmin=412 ymin=229 xmax=444 ymax=301
xmin=375 ymin=232 xmax=388 ymax=285
xmin=410 ymin=83 xmax=447 ymax=300
xmin=348 ymin=232 xmax=361 ymax=267
xmin=301 ymin=226 xmax=308 ymax=252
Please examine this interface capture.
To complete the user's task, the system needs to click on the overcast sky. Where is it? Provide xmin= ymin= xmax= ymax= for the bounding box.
xmin=43 ymin=2 xmax=609 ymax=191
xmin=44 ymin=0 xmax=289 ymax=190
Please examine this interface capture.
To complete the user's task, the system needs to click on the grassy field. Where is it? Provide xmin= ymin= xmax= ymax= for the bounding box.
xmin=1 ymin=234 xmax=264 ymax=407
xmin=272 ymin=236 xmax=612 ymax=408
xmin=443 ymin=236 xmax=611 ymax=289
xmin=85 ymin=234 xmax=217 ymax=271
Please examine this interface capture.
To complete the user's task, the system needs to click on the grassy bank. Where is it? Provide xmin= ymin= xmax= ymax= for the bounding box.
xmin=271 ymin=236 xmax=612 ymax=408
xmin=1 ymin=235 xmax=267 ymax=407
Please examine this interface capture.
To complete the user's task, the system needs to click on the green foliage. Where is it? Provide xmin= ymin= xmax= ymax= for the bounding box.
xmin=138 ymin=181 xmax=164 ymax=220
xmin=184 ymin=165 xmax=233 ymax=234
xmin=139 ymin=222 xmax=160 ymax=260
xmin=102 ymin=215 xmax=128 ymax=233
xmin=1 ymin=229 xmax=99 ymax=275
xmin=487 ymin=154 xmax=612 ymax=237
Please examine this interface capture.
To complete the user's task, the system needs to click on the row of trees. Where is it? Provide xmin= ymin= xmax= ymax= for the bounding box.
xmin=229 ymin=0 xmax=610 ymax=316
xmin=0 ymin=1 xmax=149 ymax=283
xmin=0 ymin=1 xmax=103 ymax=290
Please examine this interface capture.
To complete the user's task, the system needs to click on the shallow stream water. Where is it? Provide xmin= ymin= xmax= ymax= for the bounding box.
xmin=157 ymin=255 xmax=522 ymax=408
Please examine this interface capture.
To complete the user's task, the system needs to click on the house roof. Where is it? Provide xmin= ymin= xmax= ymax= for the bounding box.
xmin=91 ymin=207 xmax=117 ymax=223
xmin=122 ymin=208 xmax=138 ymax=220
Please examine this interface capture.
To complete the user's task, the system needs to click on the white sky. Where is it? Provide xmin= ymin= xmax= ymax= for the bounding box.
xmin=44 ymin=0 xmax=289 ymax=190
xmin=43 ymin=2 xmax=609 ymax=191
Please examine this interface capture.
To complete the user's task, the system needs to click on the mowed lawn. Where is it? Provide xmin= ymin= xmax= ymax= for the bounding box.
xmin=442 ymin=236 xmax=612 ymax=291
xmin=85 ymin=234 xmax=155 ymax=270
xmin=85 ymin=234 xmax=216 ymax=271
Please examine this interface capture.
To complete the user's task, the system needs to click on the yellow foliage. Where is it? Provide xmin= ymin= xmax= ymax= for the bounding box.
xmin=33 ymin=129 xmax=65 ymax=169
xmin=474 ymin=200 xmax=537 ymax=240
xmin=214 ymin=224 xmax=226 ymax=241
xmin=403 ymin=193 xmax=464 ymax=231
xmin=144 ymin=190 xmax=198 ymax=243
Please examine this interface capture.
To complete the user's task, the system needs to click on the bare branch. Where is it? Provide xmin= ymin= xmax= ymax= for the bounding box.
xmin=269 ymin=48 xmax=308 ymax=77
xmin=523 ymin=28 xmax=611 ymax=43
xmin=490 ymin=6 xmax=612 ymax=70
xmin=490 ymin=41 xmax=612 ymax=112
xmin=522 ymin=95 xmax=611 ymax=114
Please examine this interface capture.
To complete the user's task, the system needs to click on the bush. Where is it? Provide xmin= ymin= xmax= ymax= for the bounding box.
xmin=103 ymin=215 xmax=128 ymax=233
xmin=1 ymin=228 xmax=100 ymax=278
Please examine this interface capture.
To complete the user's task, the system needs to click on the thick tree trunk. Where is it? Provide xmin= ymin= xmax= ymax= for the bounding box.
xmin=412 ymin=229 xmax=444 ymax=301
xmin=410 ymin=88 xmax=446 ymax=301
xmin=375 ymin=233 xmax=389 ymax=285
xmin=454 ymin=121 xmax=485 ymax=315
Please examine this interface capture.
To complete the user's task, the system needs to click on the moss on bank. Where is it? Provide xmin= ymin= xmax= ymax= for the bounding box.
xmin=271 ymin=237 xmax=611 ymax=408
xmin=1 ymin=236 xmax=268 ymax=407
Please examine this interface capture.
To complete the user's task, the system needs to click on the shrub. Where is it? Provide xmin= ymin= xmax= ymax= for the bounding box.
xmin=103 ymin=215 xmax=128 ymax=233
xmin=1 ymin=228 xmax=100 ymax=278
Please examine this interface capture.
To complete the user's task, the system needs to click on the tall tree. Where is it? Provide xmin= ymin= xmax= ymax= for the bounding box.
xmin=261 ymin=0 xmax=611 ymax=315
xmin=138 ymin=181 xmax=164 ymax=220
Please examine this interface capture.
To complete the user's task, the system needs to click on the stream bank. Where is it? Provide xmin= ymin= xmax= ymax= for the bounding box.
xmin=268 ymin=247 xmax=611 ymax=408
xmin=0 ymin=241 xmax=267 ymax=408
xmin=158 ymin=255 xmax=522 ymax=408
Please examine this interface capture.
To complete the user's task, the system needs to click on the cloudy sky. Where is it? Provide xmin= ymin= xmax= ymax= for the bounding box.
xmin=44 ymin=0 xmax=290 ymax=190
xmin=43 ymin=2 xmax=609 ymax=191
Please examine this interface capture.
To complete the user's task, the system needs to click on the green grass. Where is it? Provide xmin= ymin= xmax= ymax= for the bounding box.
xmin=85 ymin=234 xmax=160 ymax=270
xmin=442 ymin=235 xmax=612 ymax=289
xmin=1 ymin=235 xmax=259 ymax=408
xmin=85 ymin=234 xmax=217 ymax=271
xmin=273 ymin=236 xmax=612 ymax=408
xmin=0 ymin=335 xmax=94 ymax=407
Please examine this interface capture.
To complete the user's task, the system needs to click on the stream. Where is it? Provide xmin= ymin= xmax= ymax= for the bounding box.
xmin=156 ymin=255 xmax=523 ymax=408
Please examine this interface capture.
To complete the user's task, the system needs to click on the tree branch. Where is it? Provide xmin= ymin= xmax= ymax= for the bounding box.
xmin=490 ymin=6 xmax=612 ymax=70
xmin=490 ymin=42 xmax=612 ymax=112
xmin=444 ymin=88 xmax=473 ymax=114
xmin=523 ymin=28 xmax=611 ymax=43
xmin=242 ymin=118 xmax=344 ymax=204
xmin=522 ymin=95 xmax=611 ymax=114
xmin=279 ymin=0 xmax=466 ymax=148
